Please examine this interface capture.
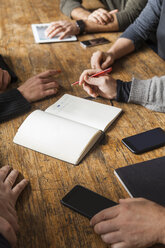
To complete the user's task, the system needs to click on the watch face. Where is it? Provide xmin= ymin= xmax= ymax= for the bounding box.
xmin=76 ymin=20 xmax=85 ymax=34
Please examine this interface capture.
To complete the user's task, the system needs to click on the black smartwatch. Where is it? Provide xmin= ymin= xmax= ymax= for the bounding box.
xmin=76 ymin=20 xmax=85 ymax=35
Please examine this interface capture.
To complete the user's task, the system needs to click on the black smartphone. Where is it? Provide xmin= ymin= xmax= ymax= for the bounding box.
xmin=80 ymin=37 xmax=110 ymax=48
xmin=61 ymin=185 xmax=117 ymax=219
xmin=122 ymin=127 xmax=165 ymax=154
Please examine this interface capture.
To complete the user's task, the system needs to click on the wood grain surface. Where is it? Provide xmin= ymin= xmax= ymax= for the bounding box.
xmin=0 ymin=0 xmax=165 ymax=247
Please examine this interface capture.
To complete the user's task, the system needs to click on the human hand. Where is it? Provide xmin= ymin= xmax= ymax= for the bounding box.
xmin=91 ymin=51 xmax=115 ymax=69
xmin=0 ymin=166 xmax=28 ymax=233
xmin=90 ymin=198 xmax=165 ymax=248
xmin=0 ymin=216 xmax=17 ymax=248
xmin=0 ymin=68 xmax=11 ymax=93
xmin=18 ymin=70 xmax=60 ymax=103
xmin=79 ymin=69 xmax=117 ymax=99
xmin=45 ymin=21 xmax=79 ymax=39
xmin=88 ymin=8 xmax=118 ymax=25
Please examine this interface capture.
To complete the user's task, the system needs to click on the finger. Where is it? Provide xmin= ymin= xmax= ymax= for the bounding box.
xmin=4 ymin=169 xmax=19 ymax=188
xmin=38 ymin=70 xmax=61 ymax=78
xmin=91 ymin=52 xmax=103 ymax=69
xmin=102 ymin=57 xmax=112 ymax=69
xmin=43 ymin=81 xmax=59 ymax=90
xmin=0 ymin=68 xmax=3 ymax=89
xmin=0 ymin=165 xmax=11 ymax=181
xmin=88 ymin=16 xmax=99 ymax=24
xmin=111 ymin=242 xmax=126 ymax=248
xmin=83 ymin=83 xmax=98 ymax=98
xmin=43 ymin=88 xmax=58 ymax=98
xmin=98 ymin=12 xmax=111 ymax=23
xmin=45 ymin=23 xmax=61 ymax=35
xmin=94 ymin=219 xmax=119 ymax=235
xmin=85 ymin=76 xmax=103 ymax=87
xmin=2 ymin=70 xmax=11 ymax=90
xmin=109 ymin=9 xmax=118 ymax=14
xmin=41 ymin=77 xmax=59 ymax=85
xmin=101 ymin=231 xmax=122 ymax=244
xmin=93 ymin=14 xmax=104 ymax=24
xmin=119 ymin=198 xmax=135 ymax=204
xmin=12 ymin=179 xmax=29 ymax=203
xmin=0 ymin=69 xmax=4 ymax=90
xmin=79 ymin=69 xmax=100 ymax=85
xmin=90 ymin=205 xmax=119 ymax=226
xmin=0 ymin=217 xmax=17 ymax=248
xmin=59 ymin=30 xmax=70 ymax=40
xmin=48 ymin=27 xmax=64 ymax=38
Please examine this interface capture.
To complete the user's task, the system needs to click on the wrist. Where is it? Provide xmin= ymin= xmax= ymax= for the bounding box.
xmin=17 ymin=87 xmax=31 ymax=103
xmin=75 ymin=20 xmax=86 ymax=35
xmin=106 ymin=78 xmax=117 ymax=100
xmin=107 ymin=50 xmax=115 ymax=62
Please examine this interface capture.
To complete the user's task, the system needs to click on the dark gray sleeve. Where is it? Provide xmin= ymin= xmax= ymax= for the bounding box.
xmin=0 ymin=234 xmax=11 ymax=248
xmin=120 ymin=0 xmax=162 ymax=48
xmin=128 ymin=76 xmax=165 ymax=112
xmin=0 ymin=55 xmax=18 ymax=83
xmin=60 ymin=0 xmax=82 ymax=17
xmin=0 ymin=88 xmax=31 ymax=123
xmin=116 ymin=0 xmax=148 ymax=31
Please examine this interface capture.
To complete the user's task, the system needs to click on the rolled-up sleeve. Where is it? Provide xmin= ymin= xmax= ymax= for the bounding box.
xmin=120 ymin=0 xmax=162 ymax=48
xmin=128 ymin=75 xmax=165 ymax=112
xmin=60 ymin=0 xmax=82 ymax=17
xmin=116 ymin=0 xmax=148 ymax=31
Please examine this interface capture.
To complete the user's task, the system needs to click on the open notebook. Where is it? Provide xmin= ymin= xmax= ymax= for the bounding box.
xmin=13 ymin=94 xmax=122 ymax=165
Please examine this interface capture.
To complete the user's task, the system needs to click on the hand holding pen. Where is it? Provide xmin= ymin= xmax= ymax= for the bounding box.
xmin=72 ymin=67 xmax=112 ymax=86
xmin=77 ymin=67 xmax=117 ymax=99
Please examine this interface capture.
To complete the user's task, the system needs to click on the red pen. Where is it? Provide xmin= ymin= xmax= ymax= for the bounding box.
xmin=71 ymin=67 xmax=112 ymax=86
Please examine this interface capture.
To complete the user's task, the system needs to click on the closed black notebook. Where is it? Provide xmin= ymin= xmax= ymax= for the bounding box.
xmin=114 ymin=156 xmax=165 ymax=206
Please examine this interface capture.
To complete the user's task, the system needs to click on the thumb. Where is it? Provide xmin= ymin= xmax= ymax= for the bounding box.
xmin=102 ymin=57 xmax=113 ymax=69
xmin=0 ymin=217 xmax=17 ymax=248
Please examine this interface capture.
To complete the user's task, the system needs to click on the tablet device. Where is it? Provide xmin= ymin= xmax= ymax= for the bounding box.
xmin=31 ymin=23 xmax=77 ymax=43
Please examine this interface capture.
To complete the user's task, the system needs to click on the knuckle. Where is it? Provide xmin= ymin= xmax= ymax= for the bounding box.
xmin=39 ymin=84 xmax=44 ymax=91
xmin=16 ymin=183 xmax=22 ymax=191
xmin=47 ymin=70 xmax=52 ymax=74
xmin=4 ymin=221 xmax=12 ymax=234
xmin=101 ymin=234 xmax=109 ymax=243
xmin=94 ymin=224 xmax=100 ymax=234
xmin=94 ymin=223 xmax=103 ymax=234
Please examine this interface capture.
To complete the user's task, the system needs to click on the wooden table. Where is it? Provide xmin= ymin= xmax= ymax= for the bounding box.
xmin=0 ymin=0 xmax=165 ymax=247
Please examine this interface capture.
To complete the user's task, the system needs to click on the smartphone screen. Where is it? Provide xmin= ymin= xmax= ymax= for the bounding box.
xmin=80 ymin=37 xmax=110 ymax=48
xmin=122 ymin=127 xmax=165 ymax=154
xmin=61 ymin=185 xmax=117 ymax=219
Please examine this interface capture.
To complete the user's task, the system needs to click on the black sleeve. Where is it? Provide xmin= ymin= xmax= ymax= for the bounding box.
xmin=0 ymin=55 xmax=18 ymax=83
xmin=116 ymin=80 xmax=132 ymax=102
xmin=0 ymin=234 xmax=11 ymax=248
xmin=0 ymin=88 xmax=31 ymax=123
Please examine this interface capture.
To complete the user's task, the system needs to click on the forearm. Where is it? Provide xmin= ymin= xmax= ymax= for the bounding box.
xmin=108 ymin=38 xmax=135 ymax=61
xmin=71 ymin=7 xmax=90 ymax=20
xmin=0 ymin=55 xmax=17 ymax=83
xmin=60 ymin=0 xmax=82 ymax=18
xmin=84 ymin=14 xmax=119 ymax=33
xmin=0 ymin=88 xmax=31 ymax=123
xmin=128 ymin=75 xmax=165 ymax=112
